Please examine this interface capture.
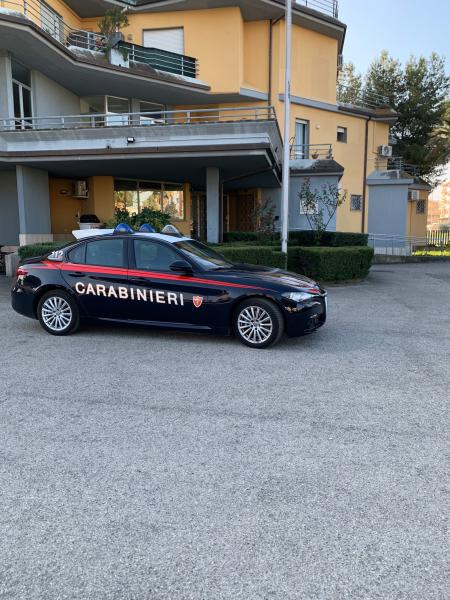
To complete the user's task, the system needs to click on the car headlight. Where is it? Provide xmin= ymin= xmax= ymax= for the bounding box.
xmin=283 ymin=291 xmax=316 ymax=303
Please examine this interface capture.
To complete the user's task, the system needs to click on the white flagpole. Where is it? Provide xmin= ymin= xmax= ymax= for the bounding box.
xmin=281 ymin=0 xmax=292 ymax=256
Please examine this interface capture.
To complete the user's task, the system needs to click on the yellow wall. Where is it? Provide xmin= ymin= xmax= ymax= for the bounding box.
xmin=22 ymin=0 xmax=82 ymax=31
xmin=49 ymin=179 xmax=83 ymax=235
xmin=407 ymin=190 xmax=428 ymax=238
xmin=243 ymin=21 xmax=269 ymax=93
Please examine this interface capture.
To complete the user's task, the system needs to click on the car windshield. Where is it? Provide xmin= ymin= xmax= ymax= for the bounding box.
xmin=175 ymin=240 xmax=234 ymax=269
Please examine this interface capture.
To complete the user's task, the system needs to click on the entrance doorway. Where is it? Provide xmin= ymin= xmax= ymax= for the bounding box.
xmin=226 ymin=191 xmax=256 ymax=232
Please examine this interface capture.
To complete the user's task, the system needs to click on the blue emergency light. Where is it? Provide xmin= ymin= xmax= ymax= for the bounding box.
xmin=139 ymin=224 xmax=156 ymax=233
xmin=114 ymin=223 xmax=134 ymax=234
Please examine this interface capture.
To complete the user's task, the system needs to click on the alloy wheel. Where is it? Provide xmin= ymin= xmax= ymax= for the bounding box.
xmin=237 ymin=306 xmax=273 ymax=344
xmin=41 ymin=296 xmax=73 ymax=332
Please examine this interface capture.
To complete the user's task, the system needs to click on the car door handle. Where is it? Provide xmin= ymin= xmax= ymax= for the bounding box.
xmin=67 ymin=271 xmax=85 ymax=277
xmin=129 ymin=276 xmax=148 ymax=284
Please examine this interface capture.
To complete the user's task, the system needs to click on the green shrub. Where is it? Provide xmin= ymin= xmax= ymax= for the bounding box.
xmin=223 ymin=230 xmax=368 ymax=247
xmin=216 ymin=245 xmax=286 ymax=269
xmin=292 ymin=246 xmax=374 ymax=281
xmin=18 ymin=242 xmax=66 ymax=260
xmin=215 ymin=245 xmax=373 ymax=281
xmin=105 ymin=207 xmax=171 ymax=232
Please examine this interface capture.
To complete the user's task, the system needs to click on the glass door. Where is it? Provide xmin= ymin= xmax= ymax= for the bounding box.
xmin=294 ymin=119 xmax=310 ymax=159
xmin=12 ymin=61 xmax=32 ymax=130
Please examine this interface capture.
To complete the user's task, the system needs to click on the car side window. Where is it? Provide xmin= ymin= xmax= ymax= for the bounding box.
xmin=133 ymin=239 xmax=180 ymax=271
xmin=86 ymin=239 xmax=125 ymax=268
xmin=67 ymin=243 xmax=86 ymax=265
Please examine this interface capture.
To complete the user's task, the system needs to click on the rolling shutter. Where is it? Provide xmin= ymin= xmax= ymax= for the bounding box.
xmin=143 ymin=28 xmax=184 ymax=54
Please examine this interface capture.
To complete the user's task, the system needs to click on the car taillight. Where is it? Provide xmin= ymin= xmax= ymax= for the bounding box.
xmin=16 ymin=267 xmax=28 ymax=277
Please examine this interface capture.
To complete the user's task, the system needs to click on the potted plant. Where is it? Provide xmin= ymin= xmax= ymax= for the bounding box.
xmin=78 ymin=214 xmax=102 ymax=230
xmin=98 ymin=8 xmax=130 ymax=67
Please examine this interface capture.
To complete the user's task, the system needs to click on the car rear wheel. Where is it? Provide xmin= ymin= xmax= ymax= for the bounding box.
xmin=233 ymin=298 xmax=284 ymax=349
xmin=37 ymin=290 xmax=79 ymax=336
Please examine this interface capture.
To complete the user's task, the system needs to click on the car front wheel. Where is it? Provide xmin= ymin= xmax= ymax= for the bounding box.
xmin=233 ymin=298 xmax=284 ymax=349
xmin=37 ymin=290 xmax=79 ymax=336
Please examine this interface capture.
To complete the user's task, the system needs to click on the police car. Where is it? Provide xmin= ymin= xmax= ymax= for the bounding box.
xmin=11 ymin=224 xmax=327 ymax=349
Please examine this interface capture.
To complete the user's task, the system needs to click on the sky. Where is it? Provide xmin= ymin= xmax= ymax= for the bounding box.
xmin=339 ymin=0 xmax=450 ymax=76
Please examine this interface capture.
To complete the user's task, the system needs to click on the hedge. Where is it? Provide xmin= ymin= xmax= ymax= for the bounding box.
xmin=223 ymin=230 xmax=368 ymax=247
xmin=18 ymin=242 xmax=65 ymax=260
xmin=217 ymin=245 xmax=374 ymax=281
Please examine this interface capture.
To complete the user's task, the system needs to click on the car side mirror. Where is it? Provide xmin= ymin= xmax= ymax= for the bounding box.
xmin=170 ymin=260 xmax=193 ymax=275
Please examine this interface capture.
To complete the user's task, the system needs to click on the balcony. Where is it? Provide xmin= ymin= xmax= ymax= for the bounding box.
xmin=374 ymin=156 xmax=420 ymax=176
xmin=296 ymin=0 xmax=339 ymax=19
xmin=0 ymin=105 xmax=277 ymax=132
xmin=290 ymin=143 xmax=333 ymax=160
xmin=337 ymin=84 xmax=391 ymax=110
xmin=0 ymin=0 xmax=199 ymax=79
xmin=0 ymin=106 xmax=282 ymax=189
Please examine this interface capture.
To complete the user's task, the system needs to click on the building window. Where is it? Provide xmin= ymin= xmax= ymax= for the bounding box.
xmin=294 ymin=119 xmax=310 ymax=158
xmin=337 ymin=126 xmax=347 ymax=143
xmin=139 ymin=101 xmax=165 ymax=124
xmin=416 ymin=200 xmax=426 ymax=214
xmin=114 ymin=179 xmax=185 ymax=220
xmin=350 ymin=194 xmax=362 ymax=211
xmin=82 ymin=96 xmax=130 ymax=126
xmin=143 ymin=28 xmax=184 ymax=54
xmin=11 ymin=60 xmax=32 ymax=130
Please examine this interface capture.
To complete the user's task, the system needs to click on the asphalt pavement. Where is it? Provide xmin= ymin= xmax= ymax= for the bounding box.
xmin=0 ymin=263 xmax=449 ymax=599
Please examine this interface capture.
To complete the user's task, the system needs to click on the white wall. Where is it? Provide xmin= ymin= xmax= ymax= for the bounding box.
xmin=31 ymin=71 xmax=81 ymax=121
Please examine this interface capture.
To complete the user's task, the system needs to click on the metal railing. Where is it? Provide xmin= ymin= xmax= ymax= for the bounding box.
xmin=0 ymin=0 xmax=199 ymax=78
xmin=368 ymin=233 xmax=428 ymax=256
xmin=120 ymin=42 xmax=198 ymax=78
xmin=427 ymin=230 xmax=450 ymax=247
xmin=0 ymin=0 xmax=105 ymax=49
xmin=374 ymin=156 xmax=420 ymax=176
xmin=337 ymin=84 xmax=390 ymax=109
xmin=297 ymin=0 xmax=339 ymax=18
xmin=0 ymin=105 xmax=277 ymax=132
xmin=290 ymin=143 xmax=333 ymax=160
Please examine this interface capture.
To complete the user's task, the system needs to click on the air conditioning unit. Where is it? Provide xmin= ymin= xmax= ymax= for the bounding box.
xmin=408 ymin=190 xmax=420 ymax=201
xmin=378 ymin=145 xmax=393 ymax=157
xmin=72 ymin=180 xmax=89 ymax=198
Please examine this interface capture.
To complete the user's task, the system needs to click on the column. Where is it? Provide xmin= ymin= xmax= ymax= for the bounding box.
xmin=16 ymin=166 xmax=52 ymax=246
xmin=206 ymin=167 xmax=220 ymax=244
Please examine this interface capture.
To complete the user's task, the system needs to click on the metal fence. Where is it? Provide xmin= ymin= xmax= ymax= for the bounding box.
xmin=297 ymin=0 xmax=339 ymax=18
xmin=427 ymin=230 xmax=450 ymax=247
xmin=337 ymin=84 xmax=390 ymax=110
xmin=0 ymin=105 xmax=277 ymax=132
xmin=0 ymin=0 xmax=105 ymax=49
xmin=119 ymin=42 xmax=198 ymax=78
xmin=290 ymin=143 xmax=333 ymax=160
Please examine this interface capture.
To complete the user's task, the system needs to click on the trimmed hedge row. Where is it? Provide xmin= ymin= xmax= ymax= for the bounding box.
xmin=223 ymin=230 xmax=369 ymax=247
xmin=18 ymin=242 xmax=66 ymax=260
xmin=18 ymin=241 xmax=374 ymax=281
xmin=217 ymin=245 xmax=374 ymax=281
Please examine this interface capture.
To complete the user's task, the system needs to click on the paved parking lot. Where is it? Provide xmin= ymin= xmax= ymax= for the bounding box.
xmin=0 ymin=263 xmax=449 ymax=600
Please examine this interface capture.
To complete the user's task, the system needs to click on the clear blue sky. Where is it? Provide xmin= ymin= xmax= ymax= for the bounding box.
xmin=339 ymin=0 xmax=450 ymax=76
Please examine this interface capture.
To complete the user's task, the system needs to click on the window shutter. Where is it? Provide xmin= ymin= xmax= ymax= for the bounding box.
xmin=143 ymin=28 xmax=184 ymax=54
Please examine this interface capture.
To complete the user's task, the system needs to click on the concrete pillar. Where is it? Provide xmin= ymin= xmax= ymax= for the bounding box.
xmin=16 ymin=166 xmax=53 ymax=246
xmin=206 ymin=167 xmax=220 ymax=243
xmin=0 ymin=50 xmax=14 ymax=125
xmin=0 ymin=171 xmax=20 ymax=246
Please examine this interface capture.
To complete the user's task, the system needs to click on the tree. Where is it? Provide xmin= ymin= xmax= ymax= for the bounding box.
xmin=337 ymin=62 xmax=363 ymax=104
xmin=298 ymin=179 xmax=347 ymax=243
xmin=98 ymin=8 xmax=129 ymax=52
xmin=364 ymin=51 xmax=450 ymax=182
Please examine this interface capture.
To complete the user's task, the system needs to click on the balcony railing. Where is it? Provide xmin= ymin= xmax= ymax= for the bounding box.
xmin=374 ymin=156 xmax=420 ymax=176
xmin=0 ymin=105 xmax=277 ymax=132
xmin=0 ymin=0 xmax=105 ymax=50
xmin=296 ymin=0 xmax=339 ymax=18
xmin=290 ymin=143 xmax=333 ymax=160
xmin=337 ymin=84 xmax=391 ymax=110
xmin=119 ymin=42 xmax=198 ymax=79
xmin=0 ymin=0 xmax=198 ymax=78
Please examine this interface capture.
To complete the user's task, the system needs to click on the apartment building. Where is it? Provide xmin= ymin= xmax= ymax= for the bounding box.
xmin=0 ymin=0 xmax=425 ymax=248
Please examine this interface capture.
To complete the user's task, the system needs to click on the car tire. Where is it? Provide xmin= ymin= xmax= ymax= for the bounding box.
xmin=233 ymin=298 xmax=284 ymax=349
xmin=37 ymin=290 xmax=80 ymax=336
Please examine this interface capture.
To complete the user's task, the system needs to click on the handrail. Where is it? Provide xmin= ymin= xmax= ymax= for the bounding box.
xmin=337 ymin=84 xmax=390 ymax=109
xmin=297 ymin=0 xmax=339 ymax=18
xmin=120 ymin=42 xmax=198 ymax=78
xmin=0 ymin=105 xmax=277 ymax=131
xmin=290 ymin=143 xmax=333 ymax=160
xmin=0 ymin=0 xmax=105 ymax=49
